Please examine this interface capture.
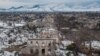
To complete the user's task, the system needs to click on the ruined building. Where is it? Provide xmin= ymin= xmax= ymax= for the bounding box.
xmin=20 ymin=38 xmax=56 ymax=56
xmin=19 ymin=16 xmax=60 ymax=56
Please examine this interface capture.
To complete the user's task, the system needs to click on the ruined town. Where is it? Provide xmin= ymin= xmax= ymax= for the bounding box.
xmin=0 ymin=12 xmax=100 ymax=56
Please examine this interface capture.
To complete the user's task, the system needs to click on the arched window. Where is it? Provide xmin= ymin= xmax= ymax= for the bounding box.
xmin=30 ymin=49 xmax=33 ymax=54
xmin=36 ymin=41 xmax=39 ymax=46
xmin=42 ymin=49 xmax=45 ymax=54
xmin=48 ymin=42 xmax=51 ymax=46
xmin=48 ymin=43 xmax=52 ymax=51
xmin=30 ymin=41 xmax=33 ymax=44
xmin=42 ymin=42 xmax=45 ymax=46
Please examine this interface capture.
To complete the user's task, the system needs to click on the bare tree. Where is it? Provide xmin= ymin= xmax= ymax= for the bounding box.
xmin=77 ymin=28 xmax=96 ymax=56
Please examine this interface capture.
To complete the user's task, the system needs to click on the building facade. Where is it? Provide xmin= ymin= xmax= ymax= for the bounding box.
xmin=20 ymin=38 xmax=56 ymax=56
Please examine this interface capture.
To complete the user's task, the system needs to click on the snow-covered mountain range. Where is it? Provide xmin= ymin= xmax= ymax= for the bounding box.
xmin=0 ymin=1 xmax=100 ymax=12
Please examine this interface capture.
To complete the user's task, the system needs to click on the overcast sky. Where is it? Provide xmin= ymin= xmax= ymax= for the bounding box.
xmin=0 ymin=0 xmax=100 ymax=11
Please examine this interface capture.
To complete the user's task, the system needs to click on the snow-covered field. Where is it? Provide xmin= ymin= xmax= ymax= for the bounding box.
xmin=0 ymin=19 xmax=100 ymax=56
xmin=0 ymin=51 xmax=16 ymax=56
xmin=0 ymin=21 xmax=28 ymax=56
xmin=85 ymin=41 xmax=100 ymax=49
xmin=56 ymin=40 xmax=87 ymax=56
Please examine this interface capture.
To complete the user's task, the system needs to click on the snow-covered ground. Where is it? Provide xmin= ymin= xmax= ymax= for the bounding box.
xmin=56 ymin=40 xmax=86 ymax=56
xmin=0 ymin=21 xmax=33 ymax=56
xmin=0 ymin=51 xmax=16 ymax=56
xmin=85 ymin=41 xmax=100 ymax=49
xmin=0 ymin=22 xmax=8 ymax=28
xmin=59 ymin=40 xmax=73 ymax=49
xmin=0 ymin=20 xmax=100 ymax=56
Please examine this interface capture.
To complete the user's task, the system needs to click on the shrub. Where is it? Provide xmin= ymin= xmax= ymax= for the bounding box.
xmin=66 ymin=43 xmax=76 ymax=51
